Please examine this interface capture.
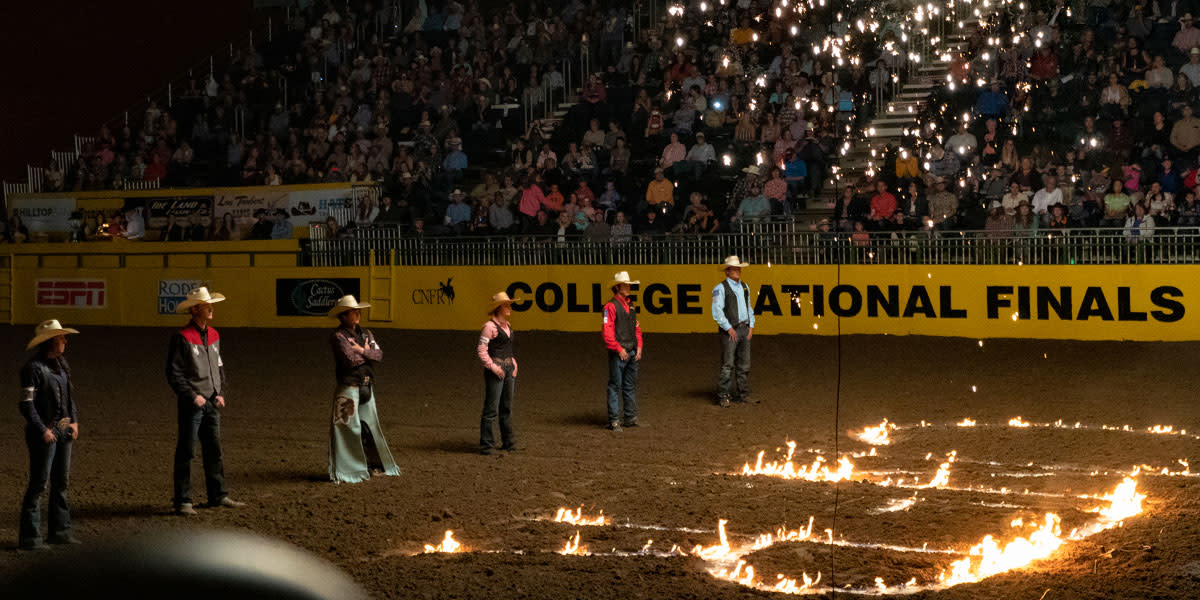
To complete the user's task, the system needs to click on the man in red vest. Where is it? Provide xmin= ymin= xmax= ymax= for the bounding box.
xmin=601 ymin=272 xmax=643 ymax=431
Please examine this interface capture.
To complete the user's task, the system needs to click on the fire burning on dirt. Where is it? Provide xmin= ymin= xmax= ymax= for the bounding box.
xmin=692 ymin=476 xmax=1147 ymax=595
xmin=559 ymin=531 xmax=586 ymax=555
xmin=853 ymin=419 xmax=897 ymax=445
xmin=408 ymin=416 xmax=1168 ymax=595
xmin=554 ymin=506 xmax=607 ymax=526
xmin=423 ymin=530 xmax=463 ymax=553
xmin=742 ymin=442 xmax=855 ymax=482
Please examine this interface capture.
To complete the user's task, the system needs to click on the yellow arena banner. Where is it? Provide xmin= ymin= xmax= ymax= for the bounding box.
xmin=393 ymin=265 xmax=1199 ymax=341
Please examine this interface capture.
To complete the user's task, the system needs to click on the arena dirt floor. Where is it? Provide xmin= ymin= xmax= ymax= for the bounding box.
xmin=0 ymin=325 xmax=1197 ymax=599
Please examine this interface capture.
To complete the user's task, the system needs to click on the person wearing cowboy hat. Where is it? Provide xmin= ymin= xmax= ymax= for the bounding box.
xmin=601 ymin=272 xmax=644 ymax=431
xmin=166 ymin=287 xmax=245 ymax=514
xmin=18 ymin=320 xmax=82 ymax=549
xmin=712 ymin=256 xmax=755 ymax=407
xmin=328 ymin=295 xmax=401 ymax=482
xmin=476 ymin=292 xmax=521 ymax=454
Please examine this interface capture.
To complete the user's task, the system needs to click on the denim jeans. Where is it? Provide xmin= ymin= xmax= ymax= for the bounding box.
xmin=607 ymin=351 xmax=639 ymax=424
xmin=173 ymin=397 xmax=227 ymax=506
xmin=718 ymin=324 xmax=752 ymax=400
xmin=19 ymin=428 xmax=72 ymax=546
xmin=480 ymin=364 xmax=516 ymax=451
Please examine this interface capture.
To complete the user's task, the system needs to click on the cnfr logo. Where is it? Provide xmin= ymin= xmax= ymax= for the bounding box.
xmin=412 ymin=277 xmax=456 ymax=305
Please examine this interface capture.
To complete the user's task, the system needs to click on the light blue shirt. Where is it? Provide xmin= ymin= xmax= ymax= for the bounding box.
xmin=446 ymin=202 xmax=471 ymax=225
xmin=712 ymin=277 xmax=755 ymax=331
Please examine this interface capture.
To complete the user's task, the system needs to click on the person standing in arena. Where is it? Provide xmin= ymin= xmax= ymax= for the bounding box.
xmin=712 ymin=256 xmax=755 ymax=407
xmin=18 ymin=320 xmax=82 ymax=549
xmin=602 ymin=272 xmax=643 ymax=431
xmin=166 ymin=287 xmax=245 ymax=514
xmin=328 ymin=295 xmax=402 ymax=483
xmin=477 ymin=292 xmax=520 ymax=455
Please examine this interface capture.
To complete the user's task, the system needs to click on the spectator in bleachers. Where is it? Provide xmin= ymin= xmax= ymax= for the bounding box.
xmin=122 ymin=207 xmax=145 ymax=240
xmin=928 ymin=178 xmax=959 ymax=224
xmin=645 ymin=168 xmax=675 ymax=209
xmin=734 ymin=184 xmax=770 ymax=224
xmin=1103 ymin=179 xmax=1134 ymax=226
xmin=869 ymin=180 xmax=898 ymax=227
xmin=1031 ymin=175 xmax=1063 ymax=223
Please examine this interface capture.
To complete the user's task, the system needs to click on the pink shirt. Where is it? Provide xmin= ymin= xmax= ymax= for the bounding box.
xmin=519 ymin=186 xmax=545 ymax=217
xmin=764 ymin=178 xmax=787 ymax=201
xmin=660 ymin=142 xmax=686 ymax=168
xmin=477 ymin=319 xmax=516 ymax=372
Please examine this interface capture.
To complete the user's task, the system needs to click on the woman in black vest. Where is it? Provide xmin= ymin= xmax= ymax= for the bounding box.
xmin=18 ymin=320 xmax=81 ymax=549
xmin=477 ymin=292 xmax=520 ymax=454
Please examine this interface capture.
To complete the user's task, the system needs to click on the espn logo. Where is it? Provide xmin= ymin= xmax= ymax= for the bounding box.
xmin=36 ymin=279 xmax=107 ymax=309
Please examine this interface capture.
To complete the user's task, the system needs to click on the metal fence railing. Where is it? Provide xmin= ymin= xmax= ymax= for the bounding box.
xmin=304 ymin=226 xmax=1200 ymax=267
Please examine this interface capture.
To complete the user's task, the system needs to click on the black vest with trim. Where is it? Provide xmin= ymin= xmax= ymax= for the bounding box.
xmin=487 ymin=321 xmax=513 ymax=360
xmin=607 ymin=298 xmax=638 ymax=351
xmin=721 ymin=279 xmax=751 ymax=331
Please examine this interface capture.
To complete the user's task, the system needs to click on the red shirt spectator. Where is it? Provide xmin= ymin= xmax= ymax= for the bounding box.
xmin=144 ymin=156 xmax=167 ymax=181
xmin=870 ymin=183 xmax=897 ymax=221
xmin=1030 ymin=47 xmax=1058 ymax=81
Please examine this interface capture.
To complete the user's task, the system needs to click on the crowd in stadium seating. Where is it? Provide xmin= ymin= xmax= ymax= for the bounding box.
xmin=20 ymin=0 xmax=1200 ymax=245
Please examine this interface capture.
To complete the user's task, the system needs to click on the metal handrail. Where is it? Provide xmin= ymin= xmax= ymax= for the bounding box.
xmin=303 ymin=226 xmax=1200 ymax=266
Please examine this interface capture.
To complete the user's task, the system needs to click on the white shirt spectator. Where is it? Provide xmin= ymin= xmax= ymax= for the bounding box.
xmin=1146 ymin=66 xmax=1175 ymax=89
xmin=1031 ymin=186 xmax=1062 ymax=216
xmin=205 ymin=76 xmax=219 ymax=97
xmin=686 ymin=142 xmax=716 ymax=163
xmin=1182 ymin=61 xmax=1200 ymax=87
xmin=123 ymin=210 xmax=145 ymax=240
xmin=946 ymin=132 xmax=979 ymax=156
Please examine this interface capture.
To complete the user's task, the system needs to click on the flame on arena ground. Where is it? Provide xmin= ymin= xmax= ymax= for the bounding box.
xmin=423 ymin=530 xmax=463 ymax=553
xmin=407 ymin=416 xmax=1172 ymax=595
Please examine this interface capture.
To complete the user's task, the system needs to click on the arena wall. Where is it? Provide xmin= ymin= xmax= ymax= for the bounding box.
xmin=6 ymin=243 xmax=1200 ymax=340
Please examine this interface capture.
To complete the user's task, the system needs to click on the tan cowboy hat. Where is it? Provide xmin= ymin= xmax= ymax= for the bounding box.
xmin=328 ymin=295 xmax=371 ymax=318
xmin=741 ymin=165 xmax=761 ymax=175
xmin=26 ymin=319 xmax=80 ymax=351
xmin=487 ymin=291 xmax=520 ymax=314
xmin=720 ymin=255 xmax=751 ymax=270
xmin=176 ymin=287 xmax=226 ymax=313
xmin=608 ymin=271 xmax=640 ymax=288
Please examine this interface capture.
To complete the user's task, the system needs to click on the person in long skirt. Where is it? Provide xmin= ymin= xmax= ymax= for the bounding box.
xmin=477 ymin=292 xmax=519 ymax=455
xmin=328 ymin=295 xmax=401 ymax=483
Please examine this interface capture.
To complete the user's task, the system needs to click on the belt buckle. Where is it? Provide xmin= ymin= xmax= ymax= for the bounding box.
xmin=56 ymin=418 xmax=71 ymax=430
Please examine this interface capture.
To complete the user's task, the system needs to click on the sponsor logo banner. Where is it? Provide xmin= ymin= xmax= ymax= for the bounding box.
xmin=36 ymin=279 xmax=107 ymax=308
xmin=145 ymin=196 xmax=214 ymax=230
xmin=276 ymin=278 xmax=361 ymax=316
xmin=10 ymin=197 xmax=76 ymax=233
xmin=158 ymin=279 xmax=206 ymax=315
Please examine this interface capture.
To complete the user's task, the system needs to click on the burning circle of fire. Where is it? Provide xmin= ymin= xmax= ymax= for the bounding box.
xmin=415 ymin=416 xmax=1185 ymax=595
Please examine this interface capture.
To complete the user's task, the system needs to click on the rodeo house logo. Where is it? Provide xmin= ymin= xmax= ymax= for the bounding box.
xmin=412 ymin=277 xmax=455 ymax=305
xmin=276 ymin=278 xmax=361 ymax=316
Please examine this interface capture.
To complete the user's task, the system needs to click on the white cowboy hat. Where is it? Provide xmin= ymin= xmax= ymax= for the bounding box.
xmin=741 ymin=165 xmax=760 ymax=175
xmin=26 ymin=319 xmax=80 ymax=351
xmin=487 ymin=291 xmax=520 ymax=314
xmin=328 ymin=295 xmax=371 ymax=318
xmin=608 ymin=271 xmax=640 ymax=288
xmin=176 ymin=287 xmax=226 ymax=313
xmin=720 ymin=255 xmax=751 ymax=270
